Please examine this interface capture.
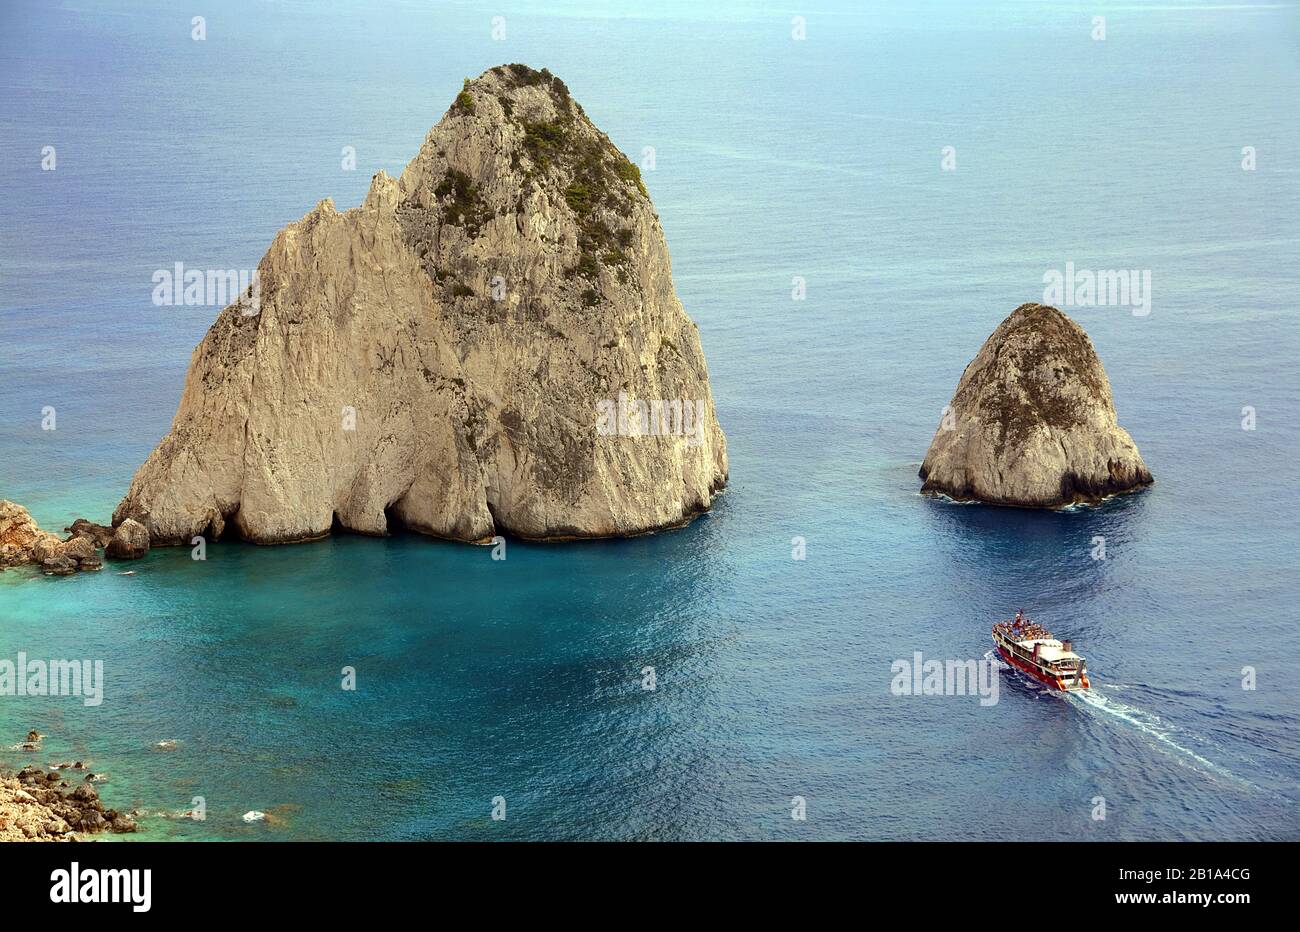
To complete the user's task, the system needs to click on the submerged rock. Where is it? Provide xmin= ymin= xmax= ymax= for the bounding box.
xmin=114 ymin=65 xmax=727 ymax=545
xmin=919 ymin=303 xmax=1152 ymax=507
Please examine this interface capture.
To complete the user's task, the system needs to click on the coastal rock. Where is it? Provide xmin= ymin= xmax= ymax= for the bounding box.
xmin=0 ymin=500 xmax=61 ymax=567
xmin=60 ymin=536 xmax=95 ymax=562
xmin=66 ymin=518 xmax=115 ymax=549
xmin=105 ymin=518 xmax=150 ymax=560
xmin=69 ymin=783 xmax=98 ymax=803
xmin=114 ymin=64 xmax=727 ymax=545
xmin=32 ymin=535 xmax=62 ymax=563
xmin=58 ymin=535 xmax=102 ymax=571
xmin=0 ymin=768 xmax=117 ymax=842
xmin=76 ymin=551 xmax=102 ymax=571
xmin=919 ymin=303 xmax=1152 ymax=507
xmin=0 ymin=502 xmax=109 ymax=573
xmin=41 ymin=555 xmax=77 ymax=576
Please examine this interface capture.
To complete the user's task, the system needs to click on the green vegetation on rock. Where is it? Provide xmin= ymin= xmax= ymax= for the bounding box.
xmin=613 ymin=157 xmax=648 ymax=198
xmin=522 ymin=119 xmax=568 ymax=171
xmin=452 ymin=78 xmax=475 ymax=116
xmin=434 ymin=168 xmax=489 ymax=234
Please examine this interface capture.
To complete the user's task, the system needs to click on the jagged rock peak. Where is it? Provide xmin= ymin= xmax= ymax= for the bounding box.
xmin=114 ymin=65 xmax=728 ymax=545
xmin=919 ymin=303 xmax=1152 ymax=508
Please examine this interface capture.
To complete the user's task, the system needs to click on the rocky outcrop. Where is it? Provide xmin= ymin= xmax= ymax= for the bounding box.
xmin=114 ymin=65 xmax=727 ymax=545
xmin=0 ymin=501 xmax=104 ymax=573
xmin=2 ymin=729 xmax=138 ymax=840
xmin=0 ymin=500 xmax=60 ymax=567
xmin=1 ymin=767 xmax=136 ymax=840
xmin=105 ymin=518 xmax=150 ymax=560
xmin=0 ymin=773 xmax=67 ymax=840
xmin=919 ymin=303 xmax=1152 ymax=507
xmin=66 ymin=518 xmax=115 ymax=549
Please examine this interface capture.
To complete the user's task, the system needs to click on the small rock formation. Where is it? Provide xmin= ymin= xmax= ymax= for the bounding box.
xmin=66 ymin=518 xmax=115 ymax=549
xmin=105 ymin=518 xmax=150 ymax=560
xmin=1 ymin=761 xmax=136 ymax=840
xmin=0 ymin=501 xmax=106 ymax=573
xmin=40 ymin=554 xmax=77 ymax=576
xmin=919 ymin=303 xmax=1152 ymax=507
xmin=0 ymin=500 xmax=60 ymax=567
xmin=114 ymin=64 xmax=727 ymax=546
xmin=53 ymin=535 xmax=101 ymax=573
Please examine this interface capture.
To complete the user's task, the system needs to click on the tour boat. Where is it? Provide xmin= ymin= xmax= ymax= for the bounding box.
xmin=992 ymin=612 xmax=1090 ymax=691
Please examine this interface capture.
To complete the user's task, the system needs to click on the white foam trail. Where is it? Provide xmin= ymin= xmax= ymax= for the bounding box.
xmin=1069 ymin=687 xmax=1254 ymax=789
xmin=990 ymin=649 xmax=1254 ymax=789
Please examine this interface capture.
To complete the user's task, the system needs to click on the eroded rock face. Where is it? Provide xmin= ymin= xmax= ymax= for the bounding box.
xmin=919 ymin=303 xmax=1152 ymax=507
xmin=114 ymin=65 xmax=728 ymax=545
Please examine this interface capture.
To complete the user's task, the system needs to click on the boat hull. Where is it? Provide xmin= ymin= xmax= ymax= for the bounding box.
xmin=995 ymin=644 xmax=1090 ymax=692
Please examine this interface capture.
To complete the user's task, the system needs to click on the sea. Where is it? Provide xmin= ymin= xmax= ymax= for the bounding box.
xmin=1 ymin=0 xmax=1297 ymax=840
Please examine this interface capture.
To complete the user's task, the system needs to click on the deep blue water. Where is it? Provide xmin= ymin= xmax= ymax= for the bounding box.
xmin=1 ymin=0 xmax=1298 ymax=840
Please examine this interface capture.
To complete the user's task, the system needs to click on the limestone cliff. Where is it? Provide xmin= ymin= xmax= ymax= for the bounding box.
xmin=115 ymin=65 xmax=728 ymax=544
xmin=919 ymin=303 xmax=1152 ymax=507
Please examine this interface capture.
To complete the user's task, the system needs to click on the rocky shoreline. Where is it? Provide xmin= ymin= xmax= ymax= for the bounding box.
xmin=0 ymin=731 xmax=137 ymax=841
xmin=0 ymin=500 xmax=147 ymax=577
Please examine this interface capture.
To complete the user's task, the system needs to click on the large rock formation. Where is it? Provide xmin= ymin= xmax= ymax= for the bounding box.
xmin=114 ymin=65 xmax=727 ymax=544
xmin=919 ymin=303 xmax=1152 ymax=507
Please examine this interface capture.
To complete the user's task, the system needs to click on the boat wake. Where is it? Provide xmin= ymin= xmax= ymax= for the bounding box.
xmin=1069 ymin=687 xmax=1250 ymax=783
xmin=982 ymin=651 xmax=1255 ymax=789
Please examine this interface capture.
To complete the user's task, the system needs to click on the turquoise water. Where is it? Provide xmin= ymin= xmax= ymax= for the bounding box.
xmin=1 ymin=0 xmax=1298 ymax=839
